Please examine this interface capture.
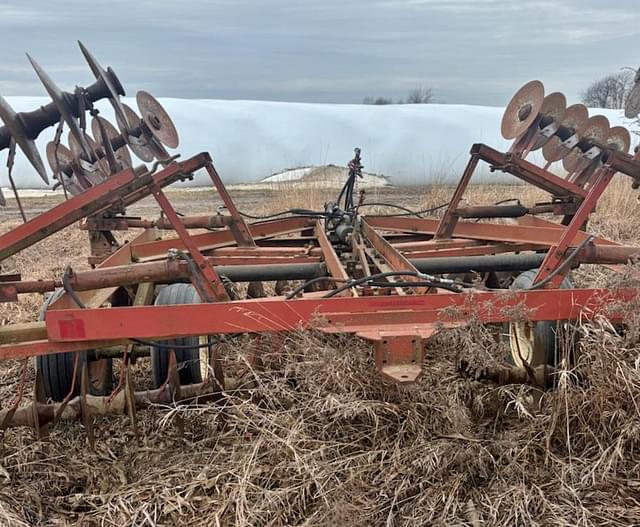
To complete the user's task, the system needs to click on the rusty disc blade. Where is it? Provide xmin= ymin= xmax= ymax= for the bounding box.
xmin=68 ymin=131 xmax=109 ymax=183
xmin=559 ymin=104 xmax=589 ymax=137
xmin=501 ymin=80 xmax=545 ymax=140
xmin=625 ymin=81 xmax=640 ymax=119
xmin=606 ymin=125 xmax=631 ymax=154
xmin=542 ymin=104 xmax=589 ymax=163
xmin=542 ymin=136 xmax=561 ymax=163
xmin=91 ymin=116 xmax=132 ymax=169
xmin=562 ymin=148 xmax=582 ymax=173
xmin=45 ymin=142 xmax=86 ymax=195
xmin=46 ymin=141 xmax=73 ymax=173
xmin=529 ymin=91 xmax=567 ymax=151
xmin=136 ymin=91 xmax=179 ymax=149
xmin=0 ymin=96 xmax=48 ymax=183
xmin=116 ymin=104 xmax=156 ymax=162
xmin=581 ymin=114 xmax=610 ymax=146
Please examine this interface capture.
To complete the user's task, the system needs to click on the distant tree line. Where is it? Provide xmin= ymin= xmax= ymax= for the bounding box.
xmin=362 ymin=86 xmax=435 ymax=105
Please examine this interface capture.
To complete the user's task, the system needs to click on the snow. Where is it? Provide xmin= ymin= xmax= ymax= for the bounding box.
xmin=0 ymin=97 xmax=637 ymax=189
xmin=257 ymin=165 xmax=389 ymax=188
xmin=263 ymin=167 xmax=313 ymax=183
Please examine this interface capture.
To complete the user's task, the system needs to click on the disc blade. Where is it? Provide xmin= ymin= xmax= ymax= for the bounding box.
xmin=581 ymin=115 xmax=610 ymax=146
xmin=136 ymin=91 xmax=179 ymax=149
xmin=542 ymin=104 xmax=589 ymax=163
xmin=68 ymin=131 xmax=108 ymax=184
xmin=77 ymin=41 xmax=131 ymax=131
xmin=26 ymin=53 xmax=93 ymax=161
xmin=559 ymin=104 xmax=589 ymax=138
xmin=0 ymin=95 xmax=48 ymax=183
xmin=501 ymin=80 xmax=545 ymax=140
xmin=562 ymin=149 xmax=582 ymax=173
xmin=529 ymin=91 xmax=567 ymax=151
xmin=606 ymin=126 xmax=631 ymax=154
xmin=116 ymin=104 xmax=156 ymax=162
xmin=46 ymin=142 xmax=85 ymax=195
xmin=45 ymin=141 xmax=73 ymax=173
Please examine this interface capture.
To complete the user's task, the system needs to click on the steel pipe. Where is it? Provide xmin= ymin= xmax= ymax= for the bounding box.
xmin=2 ymin=245 xmax=639 ymax=300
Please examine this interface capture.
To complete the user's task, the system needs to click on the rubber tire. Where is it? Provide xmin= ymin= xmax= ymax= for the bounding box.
xmin=151 ymin=284 xmax=205 ymax=388
xmin=507 ymin=269 xmax=573 ymax=367
xmin=35 ymin=289 xmax=113 ymax=402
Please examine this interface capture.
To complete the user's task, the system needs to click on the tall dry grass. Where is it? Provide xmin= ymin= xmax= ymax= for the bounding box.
xmin=2 ymin=323 xmax=640 ymax=525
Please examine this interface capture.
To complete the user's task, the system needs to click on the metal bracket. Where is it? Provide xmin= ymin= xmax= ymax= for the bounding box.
xmin=373 ymin=334 xmax=424 ymax=384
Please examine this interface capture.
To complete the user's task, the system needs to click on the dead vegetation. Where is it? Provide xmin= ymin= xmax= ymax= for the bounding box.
xmin=1 ymin=182 xmax=640 ymax=526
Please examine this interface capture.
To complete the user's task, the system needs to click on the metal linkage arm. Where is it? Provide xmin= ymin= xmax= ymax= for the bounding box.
xmin=0 ymin=153 xmax=210 ymax=262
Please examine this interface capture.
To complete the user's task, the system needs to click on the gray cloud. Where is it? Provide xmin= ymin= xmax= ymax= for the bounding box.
xmin=0 ymin=0 xmax=638 ymax=105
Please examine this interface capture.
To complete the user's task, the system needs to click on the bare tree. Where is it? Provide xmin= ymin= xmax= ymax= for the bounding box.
xmin=405 ymin=86 xmax=434 ymax=104
xmin=581 ymin=71 xmax=633 ymax=109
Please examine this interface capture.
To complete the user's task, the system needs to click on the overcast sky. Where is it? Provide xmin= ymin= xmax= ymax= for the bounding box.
xmin=0 ymin=0 xmax=638 ymax=106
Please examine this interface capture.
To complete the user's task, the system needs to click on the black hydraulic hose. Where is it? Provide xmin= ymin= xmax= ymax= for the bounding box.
xmin=528 ymin=235 xmax=594 ymax=290
xmin=130 ymin=337 xmax=218 ymax=350
xmin=238 ymin=208 xmax=329 ymax=220
xmin=284 ymin=276 xmax=346 ymax=299
xmin=359 ymin=201 xmax=450 ymax=217
xmin=323 ymin=271 xmax=466 ymax=298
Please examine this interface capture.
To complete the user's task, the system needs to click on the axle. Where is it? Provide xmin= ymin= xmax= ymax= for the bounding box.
xmin=0 ymin=68 xmax=124 ymax=150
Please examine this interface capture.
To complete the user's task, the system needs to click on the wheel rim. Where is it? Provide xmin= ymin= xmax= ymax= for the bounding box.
xmin=509 ymin=321 xmax=535 ymax=367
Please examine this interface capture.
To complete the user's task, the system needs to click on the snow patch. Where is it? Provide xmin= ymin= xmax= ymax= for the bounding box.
xmin=258 ymin=165 xmax=389 ymax=188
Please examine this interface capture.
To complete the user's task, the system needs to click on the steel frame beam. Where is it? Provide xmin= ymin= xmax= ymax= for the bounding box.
xmin=35 ymin=287 xmax=636 ymax=349
xmin=0 ymin=154 xmax=209 ymax=261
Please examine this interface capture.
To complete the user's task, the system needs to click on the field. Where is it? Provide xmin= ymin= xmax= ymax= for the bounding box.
xmin=1 ymin=180 xmax=640 ymax=526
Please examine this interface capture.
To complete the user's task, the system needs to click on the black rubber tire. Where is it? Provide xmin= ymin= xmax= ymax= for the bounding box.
xmin=507 ymin=269 xmax=573 ymax=367
xmin=151 ymin=284 xmax=205 ymax=388
xmin=35 ymin=289 xmax=113 ymax=402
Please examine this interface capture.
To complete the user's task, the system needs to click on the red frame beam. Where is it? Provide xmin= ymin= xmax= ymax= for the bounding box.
xmin=41 ymin=288 xmax=636 ymax=346
xmin=131 ymin=217 xmax=316 ymax=260
xmin=0 ymin=154 xmax=209 ymax=260
xmin=365 ymin=216 xmax=597 ymax=246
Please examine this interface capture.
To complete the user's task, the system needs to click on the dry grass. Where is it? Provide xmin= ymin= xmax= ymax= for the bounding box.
xmin=1 ymin=180 xmax=640 ymax=526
